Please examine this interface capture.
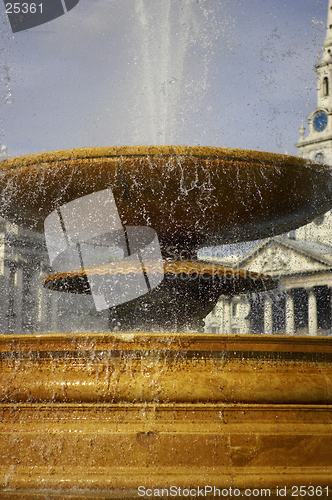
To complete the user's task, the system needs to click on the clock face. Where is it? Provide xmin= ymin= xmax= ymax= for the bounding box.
xmin=313 ymin=111 xmax=328 ymax=132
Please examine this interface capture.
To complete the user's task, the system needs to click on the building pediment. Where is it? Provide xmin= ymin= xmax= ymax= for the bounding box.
xmin=238 ymin=238 xmax=332 ymax=277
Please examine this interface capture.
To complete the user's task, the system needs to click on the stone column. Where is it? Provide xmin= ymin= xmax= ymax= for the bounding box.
xmin=223 ymin=298 xmax=232 ymax=334
xmin=308 ymin=288 xmax=317 ymax=336
xmin=285 ymin=291 xmax=295 ymax=335
xmin=218 ymin=300 xmax=224 ymax=335
xmin=7 ymin=263 xmax=16 ymax=333
xmin=238 ymin=301 xmax=250 ymax=334
xmin=14 ymin=267 xmax=23 ymax=333
xmin=264 ymin=295 xmax=273 ymax=335
xmin=37 ymin=266 xmax=49 ymax=332
xmin=51 ymin=292 xmax=58 ymax=332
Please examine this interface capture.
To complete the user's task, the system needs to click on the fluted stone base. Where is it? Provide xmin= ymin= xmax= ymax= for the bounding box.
xmin=0 ymin=333 xmax=332 ymax=498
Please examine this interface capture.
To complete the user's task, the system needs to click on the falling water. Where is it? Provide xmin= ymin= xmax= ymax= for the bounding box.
xmin=0 ymin=66 xmax=12 ymax=105
xmin=0 ymin=10 xmax=14 ymax=149
xmin=132 ymin=0 xmax=231 ymax=145
xmin=135 ymin=0 xmax=192 ymax=144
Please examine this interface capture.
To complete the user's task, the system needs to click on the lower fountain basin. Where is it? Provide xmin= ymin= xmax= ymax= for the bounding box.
xmin=1 ymin=333 xmax=332 ymax=498
xmin=41 ymin=261 xmax=277 ymax=332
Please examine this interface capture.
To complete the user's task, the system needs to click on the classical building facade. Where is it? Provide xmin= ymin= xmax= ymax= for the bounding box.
xmin=205 ymin=0 xmax=332 ymax=336
xmin=0 ymin=219 xmax=110 ymax=334
xmin=204 ymin=237 xmax=332 ymax=336
xmin=203 ymin=236 xmax=332 ymax=336
xmin=0 ymin=145 xmax=110 ymax=334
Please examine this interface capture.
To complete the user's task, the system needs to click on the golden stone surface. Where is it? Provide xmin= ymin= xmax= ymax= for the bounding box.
xmin=0 ymin=333 xmax=331 ymax=498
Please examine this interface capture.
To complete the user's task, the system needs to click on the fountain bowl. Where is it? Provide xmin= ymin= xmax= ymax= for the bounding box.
xmin=1 ymin=146 xmax=332 ymax=254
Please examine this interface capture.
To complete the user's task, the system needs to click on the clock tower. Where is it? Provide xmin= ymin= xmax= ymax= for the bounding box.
xmin=297 ymin=0 xmax=332 ymax=163
xmin=295 ymin=0 xmax=332 ymax=244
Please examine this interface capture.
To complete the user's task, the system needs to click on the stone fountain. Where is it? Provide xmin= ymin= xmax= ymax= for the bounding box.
xmin=0 ymin=145 xmax=332 ymax=498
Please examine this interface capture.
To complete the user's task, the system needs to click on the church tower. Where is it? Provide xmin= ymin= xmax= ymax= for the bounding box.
xmin=297 ymin=0 xmax=332 ymax=163
xmin=295 ymin=0 xmax=332 ymax=244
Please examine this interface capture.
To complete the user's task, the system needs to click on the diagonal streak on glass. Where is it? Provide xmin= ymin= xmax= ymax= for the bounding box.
xmin=44 ymin=188 xmax=164 ymax=311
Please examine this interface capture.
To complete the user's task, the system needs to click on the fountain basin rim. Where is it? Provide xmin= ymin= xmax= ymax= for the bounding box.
xmin=1 ymin=145 xmax=331 ymax=246
xmin=0 ymin=145 xmax=328 ymax=172
xmin=1 ymin=332 xmax=332 ymax=405
xmin=0 ymin=150 xmax=331 ymax=490
xmin=1 ymin=332 xmax=332 ymax=354
xmin=41 ymin=260 xmax=277 ymax=295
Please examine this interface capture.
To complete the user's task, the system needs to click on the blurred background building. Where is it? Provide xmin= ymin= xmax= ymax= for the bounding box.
xmin=2 ymin=3 xmax=332 ymax=335
xmin=204 ymin=0 xmax=332 ymax=336
xmin=0 ymin=145 xmax=109 ymax=334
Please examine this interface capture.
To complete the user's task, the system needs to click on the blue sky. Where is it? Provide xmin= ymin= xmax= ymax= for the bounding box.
xmin=0 ymin=0 xmax=328 ymax=158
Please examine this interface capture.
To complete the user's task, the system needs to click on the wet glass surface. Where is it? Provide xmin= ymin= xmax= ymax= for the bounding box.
xmin=0 ymin=1 xmax=331 ymax=336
